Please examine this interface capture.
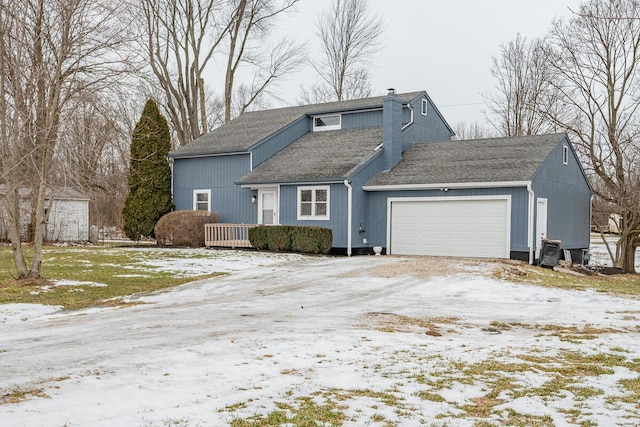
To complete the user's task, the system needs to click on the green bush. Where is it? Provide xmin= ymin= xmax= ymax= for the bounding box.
xmin=154 ymin=210 xmax=219 ymax=247
xmin=248 ymin=226 xmax=269 ymax=250
xmin=292 ymin=226 xmax=332 ymax=254
xmin=267 ymin=226 xmax=292 ymax=251
xmin=248 ymin=225 xmax=332 ymax=254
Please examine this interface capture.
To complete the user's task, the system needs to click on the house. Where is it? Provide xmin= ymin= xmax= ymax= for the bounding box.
xmin=169 ymin=90 xmax=592 ymax=263
xmin=0 ymin=186 xmax=90 ymax=242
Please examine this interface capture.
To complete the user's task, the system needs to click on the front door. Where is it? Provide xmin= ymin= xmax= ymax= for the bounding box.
xmin=259 ymin=189 xmax=278 ymax=225
xmin=536 ymin=198 xmax=548 ymax=259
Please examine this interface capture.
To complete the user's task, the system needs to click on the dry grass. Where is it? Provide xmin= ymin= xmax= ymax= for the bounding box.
xmin=364 ymin=312 xmax=460 ymax=336
xmin=366 ymin=256 xmax=494 ymax=279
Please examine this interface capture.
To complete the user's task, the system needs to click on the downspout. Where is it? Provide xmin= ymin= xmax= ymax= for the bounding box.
xmin=344 ymin=179 xmax=352 ymax=257
xmin=167 ymin=156 xmax=174 ymax=205
xmin=589 ymin=194 xmax=594 ymax=250
xmin=401 ymin=103 xmax=414 ymax=131
xmin=527 ymin=182 xmax=534 ymax=265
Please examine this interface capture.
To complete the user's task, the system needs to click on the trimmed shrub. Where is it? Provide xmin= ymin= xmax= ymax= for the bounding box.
xmin=248 ymin=226 xmax=269 ymax=250
xmin=248 ymin=225 xmax=332 ymax=254
xmin=154 ymin=210 xmax=219 ymax=247
xmin=291 ymin=226 xmax=333 ymax=254
xmin=267 ymin=226 xmax=293 ymax=252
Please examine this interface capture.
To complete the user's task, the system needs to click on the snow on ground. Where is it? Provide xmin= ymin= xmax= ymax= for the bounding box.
xmin=0 ymin=249 xmax=638 ymax=426
xmin=135 ymin=247 xmax=307 ymax=276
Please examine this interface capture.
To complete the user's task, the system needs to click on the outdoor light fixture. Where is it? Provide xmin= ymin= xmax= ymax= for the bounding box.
xmin=251 ymin=195 xmax=256 ymax=204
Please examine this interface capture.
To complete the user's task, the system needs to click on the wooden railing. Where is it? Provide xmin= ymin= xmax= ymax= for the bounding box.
xmin=205 ymin=223 xmax=255 ymax=248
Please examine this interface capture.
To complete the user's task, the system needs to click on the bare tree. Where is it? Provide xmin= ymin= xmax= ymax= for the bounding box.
xmin=484 ymin=34 xmax=560 ymax=137
xmin=452 ymin=122 xmax=494 ymax=140
xmin=222 ymin=0 xmax=305 ymax=122
xmin=545 ymin=0 xmax=640 ymax=272
xmin=54 ymin=91 xmax=136 ymax=230
xmin=0 ymin=0 xmax=131 ymax=279
xmin=140 ymin=0 xmax=232 ymax=146
xmin=302 ymin=0 xmax=383 ymax=103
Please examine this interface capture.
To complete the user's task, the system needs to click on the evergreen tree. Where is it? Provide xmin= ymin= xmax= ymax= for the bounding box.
xmin=122 ymin=99 xmax=174 ymax=240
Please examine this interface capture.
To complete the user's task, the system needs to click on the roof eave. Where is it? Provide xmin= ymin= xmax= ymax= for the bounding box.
xmin=363 ymin=181 xmax=532 ymax=191
xmin=169 ymin=150 xmax=249 ymax=159
xmin=239 ymin=178 xmax=347 ymax=187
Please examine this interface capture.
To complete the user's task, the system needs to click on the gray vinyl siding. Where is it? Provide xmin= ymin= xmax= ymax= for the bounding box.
xmin=269 ymin=154 xmax=385 ymax=250
xmin=364 ymin=187 xmax=531 ymax=252
xmin=279 ymin=183 xmax=349 ymax=247
xmin=251 ymin=117 xmax=309 ymax=167
xmin=348 ymin=153 xmax=386 ymax=249
xmin=402 ymin=97 xmax=453 ymax=149
xmin=531 ymin=139 xmax=592 ymax=250
xmin=172 ymin=155 xmax=256 ymax=224
xmin=342 ymin=109 xmax=383 ymax=129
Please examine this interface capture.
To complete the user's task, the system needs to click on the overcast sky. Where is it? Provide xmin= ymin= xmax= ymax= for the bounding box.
xmin=273 ymin=0 xmax=583 ymax=127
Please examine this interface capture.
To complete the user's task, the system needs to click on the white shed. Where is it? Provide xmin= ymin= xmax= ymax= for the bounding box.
xmin=44 ymin=188 xmax=90 ymax=241
xmin=0 ymin=186 xmax=90 ymax=242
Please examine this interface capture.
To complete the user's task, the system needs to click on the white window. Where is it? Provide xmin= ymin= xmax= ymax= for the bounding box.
xmin=297 ymin=186 xmax=329 ymax=220
xmin=313 ymin=114 xmax=341 ymax=131
xmin=562 ymin=145 xmax=569 ymax=165
xmin=193 ymin=189 xmax=211 ymax=211
xmin=421 ymin=98 xmax=428 ymax=116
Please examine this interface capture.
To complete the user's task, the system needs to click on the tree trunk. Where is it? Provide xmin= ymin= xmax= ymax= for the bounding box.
xmin=6 ymin=190 xmax=29 ymax=279
xmin=28 ymin=179 xmax=48 ymax=279
xmin=615 ymin=234 xmax=637 ymax=274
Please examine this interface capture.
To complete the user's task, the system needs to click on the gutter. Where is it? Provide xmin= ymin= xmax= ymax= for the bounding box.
xmin=527 ymin=182 xmax=534 ymax=265
xmin=169 ymin=150 xmax=249 ymax=160
xmin=239 ymin=180 xmax=345 ymax=188
xmin=364 ymin=181 xmax=532 ymax=191
xmin=344 ymin=180 xmax=353 ymax=257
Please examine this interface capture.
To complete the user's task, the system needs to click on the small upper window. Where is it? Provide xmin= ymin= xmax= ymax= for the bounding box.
xmin=562 ymin=145 xmax=569 ymax=165
xmin=313 ymin=114 xmax=341 ymax=131
xmin=421 ymin=98 xmax=428 ymax=116
xmin=193 ymin=189 xmax=211 ymax=211
xmin=297 ymin=186 xmax=329 ymax=220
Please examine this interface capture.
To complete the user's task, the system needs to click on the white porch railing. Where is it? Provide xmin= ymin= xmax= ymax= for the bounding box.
xmin=205 ymin=223 xmax=255 ymax=248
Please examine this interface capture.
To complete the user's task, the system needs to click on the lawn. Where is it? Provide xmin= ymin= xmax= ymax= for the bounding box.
xmin=0 ymin=244 xmax=225 ymax=310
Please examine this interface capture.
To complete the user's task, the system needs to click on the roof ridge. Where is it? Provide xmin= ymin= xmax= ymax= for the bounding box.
xmin=244 ymin=90 xmax=425 ymax=115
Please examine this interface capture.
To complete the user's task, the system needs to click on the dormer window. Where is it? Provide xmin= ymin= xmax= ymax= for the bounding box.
xmin=421 ymin=98 xmax=428 ymax=116
xmin=313 ymin=114 xmax=341 ymax=131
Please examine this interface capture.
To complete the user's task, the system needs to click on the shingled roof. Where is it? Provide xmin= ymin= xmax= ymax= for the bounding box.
xmin=366 ymin=133 xmax=567 ymax=187
xmin=239 ymin=127 xmax=383 ymax=184
xmin=169 ymin=91 xmax=425 ymax=158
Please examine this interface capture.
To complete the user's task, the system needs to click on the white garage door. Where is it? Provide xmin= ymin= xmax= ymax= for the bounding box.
xmin=390 ymin=197 xmax=510 ymax=258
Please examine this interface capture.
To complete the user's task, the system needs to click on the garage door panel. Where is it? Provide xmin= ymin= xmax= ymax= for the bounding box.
xmin=390 ymin=198 xmax=510 ymax=258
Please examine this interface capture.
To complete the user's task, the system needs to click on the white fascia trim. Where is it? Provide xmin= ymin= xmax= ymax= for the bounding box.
xmin=364 ymin=181 xmax=531 ymax=191
xmin=240 ymin=183 xmax=283 ymax=190
xmin=172 ymin=151 xmax=249 ymax=159
xmin=241 ymin=180 xmax=344 ymax=189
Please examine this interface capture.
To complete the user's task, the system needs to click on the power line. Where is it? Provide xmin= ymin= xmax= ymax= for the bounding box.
xmin=438 ymin=102 xmax=486 ymax=108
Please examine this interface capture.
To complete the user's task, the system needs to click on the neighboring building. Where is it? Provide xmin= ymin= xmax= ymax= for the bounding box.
xmin=0 ymin=186 xmax=90 ymax=242
xmin=169 ymin=90 xmax=593 ymax=263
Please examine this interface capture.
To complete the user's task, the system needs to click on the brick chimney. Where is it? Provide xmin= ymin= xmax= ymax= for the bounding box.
xmin=383 ymin=88 xmax=402 ymax=171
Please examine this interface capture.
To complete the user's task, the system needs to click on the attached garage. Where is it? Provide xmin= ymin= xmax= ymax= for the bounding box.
xmin=388 ymin=196 xmax=511 ymax=258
